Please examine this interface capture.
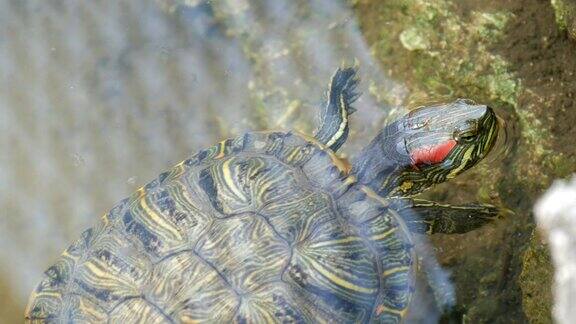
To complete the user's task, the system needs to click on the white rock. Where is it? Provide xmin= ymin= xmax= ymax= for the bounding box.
xmin=534 ymin=176 xmax=576 ymax=324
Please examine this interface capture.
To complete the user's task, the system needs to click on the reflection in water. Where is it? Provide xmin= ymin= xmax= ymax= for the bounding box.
xmin=0 ymin=0 xmax=467 ymax=322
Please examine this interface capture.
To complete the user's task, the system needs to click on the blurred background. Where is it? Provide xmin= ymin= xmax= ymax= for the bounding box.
xmin=1 ymin=0 xmax=575 ymax=322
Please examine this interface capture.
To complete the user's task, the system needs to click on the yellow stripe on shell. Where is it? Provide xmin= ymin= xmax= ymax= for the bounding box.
xmin=139 ymin=195 xmax=183 ymax=241
xmin=222 ymin=158 xmax=247 ymax=201
xmin=286 ymin=147 xmax=303 ymax=163
xmin=82 ymin=261 xmax=138 ymax=290
xmin=135 ymin=187 xmax=147 ymax=198
xmin=33 ymin=291 xmax=60 ymax=298
xmin=308 ymin=236 xmax=363 ymax=248
xmin=376 ymin=304 xmax=406 ymax=316
xmin=369 ymin=227 xmax=396 ymax=242
xmin=382 ymin=266 xmax=410 ymax=277
xmin=78 ymin=298 xmax=105 ymax=319
xmin=305 ymin=256 xmax=377 ymax=294
xmin=215 ymin=140 xmax=227 ymax=159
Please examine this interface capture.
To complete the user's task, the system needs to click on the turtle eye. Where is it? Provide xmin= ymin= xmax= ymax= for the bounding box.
xmin=454 ymin=120 xmax=479 ymax=142
xmin=460 ymin=133 xmax=476 ymax=142
xmin=454 ymin=131 xmax=477 ymax=143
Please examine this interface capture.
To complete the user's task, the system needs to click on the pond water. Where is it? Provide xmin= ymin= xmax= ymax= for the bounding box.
xmin=1 ymin=0 xmax=575 ymax=322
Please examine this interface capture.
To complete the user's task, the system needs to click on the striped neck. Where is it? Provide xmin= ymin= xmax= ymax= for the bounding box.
xmin=351 ymin=100 xmax=499 ymax=198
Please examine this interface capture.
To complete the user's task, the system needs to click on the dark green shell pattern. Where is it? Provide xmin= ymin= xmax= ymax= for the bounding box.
xmin=26 ymin=131 xmax=414 ymax=323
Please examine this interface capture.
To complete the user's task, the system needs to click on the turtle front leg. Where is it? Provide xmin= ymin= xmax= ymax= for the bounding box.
xmin=313 ymin=67 xmax=360 ymax=152
xmin=392 ymin=199 xmax=503 ymax=234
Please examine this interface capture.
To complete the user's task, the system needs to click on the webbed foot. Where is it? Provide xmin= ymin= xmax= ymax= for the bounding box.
xmin=313 ymin=67 xmax=360 ymax=152
xmin=393 ymin=198 xmax=505 ymax=234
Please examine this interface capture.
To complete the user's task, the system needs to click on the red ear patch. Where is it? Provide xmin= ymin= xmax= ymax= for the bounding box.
xmin=410 ymin=139 xmax=457 ymax=166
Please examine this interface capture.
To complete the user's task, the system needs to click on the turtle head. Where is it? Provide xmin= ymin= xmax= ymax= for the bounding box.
xmin=353 ymin=99 xmax=499 ymax=197
xmin=404 ymin=98 xmax=498 ymax=173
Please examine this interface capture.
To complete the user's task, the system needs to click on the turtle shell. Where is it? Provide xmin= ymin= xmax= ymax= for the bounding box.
xmin=26 ymin=131 xmax=414 ymax=323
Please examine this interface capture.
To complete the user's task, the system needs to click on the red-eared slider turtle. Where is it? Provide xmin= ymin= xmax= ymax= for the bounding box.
xmin=26 ymin=68 xmax=500 ymax=323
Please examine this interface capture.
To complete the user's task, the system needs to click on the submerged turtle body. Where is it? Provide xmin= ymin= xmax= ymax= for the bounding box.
xmin=26 ymin=67 xmax=501 ymax=323
xmin=26 ymin=131 xmax=414 ymax=323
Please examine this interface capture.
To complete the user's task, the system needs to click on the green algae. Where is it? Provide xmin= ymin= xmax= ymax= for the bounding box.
xmin=551 ymin=0 xmax=576 ymax=39
xmin=356 ymin=0 xmax=563 ymax=321
xmin=519 ymin=231 xmax=554 ymax=323
xmin=399 ymin=27 xmax=429 ymax=51
xmin=375 ymin=1 xmax=517 ymax=105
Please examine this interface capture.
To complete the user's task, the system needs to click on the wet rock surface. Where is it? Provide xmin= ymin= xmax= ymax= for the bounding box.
xmin=356 ymin=0 xmax=575 ymax=322
xmin=551 ymin=0 xmax=576 ymax=41
xmin=535 ymin=176 xmax=576 ymax=324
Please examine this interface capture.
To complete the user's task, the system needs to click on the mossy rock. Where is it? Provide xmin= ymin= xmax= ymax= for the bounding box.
xmin=551 ymin=0 xmax=576 ymax=40
xmin=519 ymin=230 xmax=553 ymax=323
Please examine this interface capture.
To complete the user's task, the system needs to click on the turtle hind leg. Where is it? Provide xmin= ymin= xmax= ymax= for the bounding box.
xmin=394 ymin=199 xmax=504 ymax=234
xmin=313 ymin=67 xmax=361 ymax=152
